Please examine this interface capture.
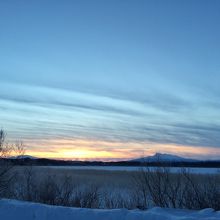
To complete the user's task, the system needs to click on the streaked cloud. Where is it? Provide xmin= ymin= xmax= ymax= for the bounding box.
xmin=0 ymin=80 xmax=220 ymax=160
xmin=0 ymin=1 xmax=220 ymax=160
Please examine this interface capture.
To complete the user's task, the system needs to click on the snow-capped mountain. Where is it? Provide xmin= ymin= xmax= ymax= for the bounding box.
xmin=130 ymin=153 xmax=198 ymax=162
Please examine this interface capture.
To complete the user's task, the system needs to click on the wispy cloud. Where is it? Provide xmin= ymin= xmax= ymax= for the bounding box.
xmin=0 ymin=81 xmax=220 ymax=160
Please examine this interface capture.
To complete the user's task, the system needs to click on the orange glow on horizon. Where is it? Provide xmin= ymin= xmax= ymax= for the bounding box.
xmin=23 ymin=138 xmax=220 ymax=161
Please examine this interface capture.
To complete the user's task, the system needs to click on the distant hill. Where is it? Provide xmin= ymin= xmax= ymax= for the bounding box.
xmin=130 ymin=153 xmax=198 ymax=163
xmin=4 ymin=153 xmax=220 ymax=168
xmin=9 ymin=155 xmax=38 ymax=160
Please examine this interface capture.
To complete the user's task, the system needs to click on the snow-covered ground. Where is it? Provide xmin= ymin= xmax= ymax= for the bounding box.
xmin=0 ymin=199 xmax=219 ymax=220
xmin=44 ymin=165 xmax=220 ymax=174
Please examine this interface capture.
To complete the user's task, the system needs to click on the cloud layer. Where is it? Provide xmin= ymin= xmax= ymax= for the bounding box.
xmin=1 ymin=1 xmax=220 ymax=160
xmin=0 ymin=81 xmax=220 ymax=160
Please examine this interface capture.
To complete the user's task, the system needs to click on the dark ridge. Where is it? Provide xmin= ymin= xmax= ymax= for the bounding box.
xmin=2 ymin=158 xmax=220 ymax=168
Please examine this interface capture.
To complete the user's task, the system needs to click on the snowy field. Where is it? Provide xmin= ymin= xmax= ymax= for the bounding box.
xmin=44 ymin=165 xmax=220 ymax=174
xmin=0 ymin=199 xmax=220 ymax=220
xmin=6 ymin=166 xmax=219 ymax=210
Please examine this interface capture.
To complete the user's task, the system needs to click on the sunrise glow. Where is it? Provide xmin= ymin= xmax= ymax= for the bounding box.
xmin=1 ymin=1 xmax=220 ymax=161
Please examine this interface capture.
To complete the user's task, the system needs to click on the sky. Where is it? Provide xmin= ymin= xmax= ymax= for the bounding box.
xmin=0 ymin=0 xmax=220 ymax=161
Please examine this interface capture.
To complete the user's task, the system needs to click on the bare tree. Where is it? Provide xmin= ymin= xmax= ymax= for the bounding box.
xmin=134 ymin=159 xmax=220 ymax=211
xmin=0 ymin=130 xmax=13 ymax=196
xmin=56 ymin=175 xmax=75 ymax=206
xmin=0 ymin=129 xmax=24 ymax=197
xmin=38 ymin=174 xmax=59 ymax=205
xmin=73 ymin=184 xmax=100 ymax=208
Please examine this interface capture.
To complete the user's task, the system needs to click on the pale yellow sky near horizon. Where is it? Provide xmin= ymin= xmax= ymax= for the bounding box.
xmin=21 ymin=138 xmax=220 ymax=161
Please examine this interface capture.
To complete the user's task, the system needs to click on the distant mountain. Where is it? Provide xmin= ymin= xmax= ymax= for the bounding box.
xmin=3 ymin=153 xmax=220 ymax=168
xmin=130 ymin=153 xmax=198 ymax=163
xmin=9 ymin=155 xmax=38 ymax=160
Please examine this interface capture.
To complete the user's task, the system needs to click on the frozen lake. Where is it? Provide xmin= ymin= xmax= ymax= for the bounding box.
xmin=44 ymin=165 xmax=220 ymax=174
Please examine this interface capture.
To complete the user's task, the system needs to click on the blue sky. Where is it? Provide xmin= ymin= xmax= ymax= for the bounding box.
xmin=0 ymin=0 xmax=220 ymax=160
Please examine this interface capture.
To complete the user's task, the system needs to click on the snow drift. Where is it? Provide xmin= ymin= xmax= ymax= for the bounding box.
xmin=0 ymin=199 xmax=220 ymax=220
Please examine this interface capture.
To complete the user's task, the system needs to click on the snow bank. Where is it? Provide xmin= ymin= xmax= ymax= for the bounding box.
xmin=0 ymin=199 xmax=220 ymax=220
